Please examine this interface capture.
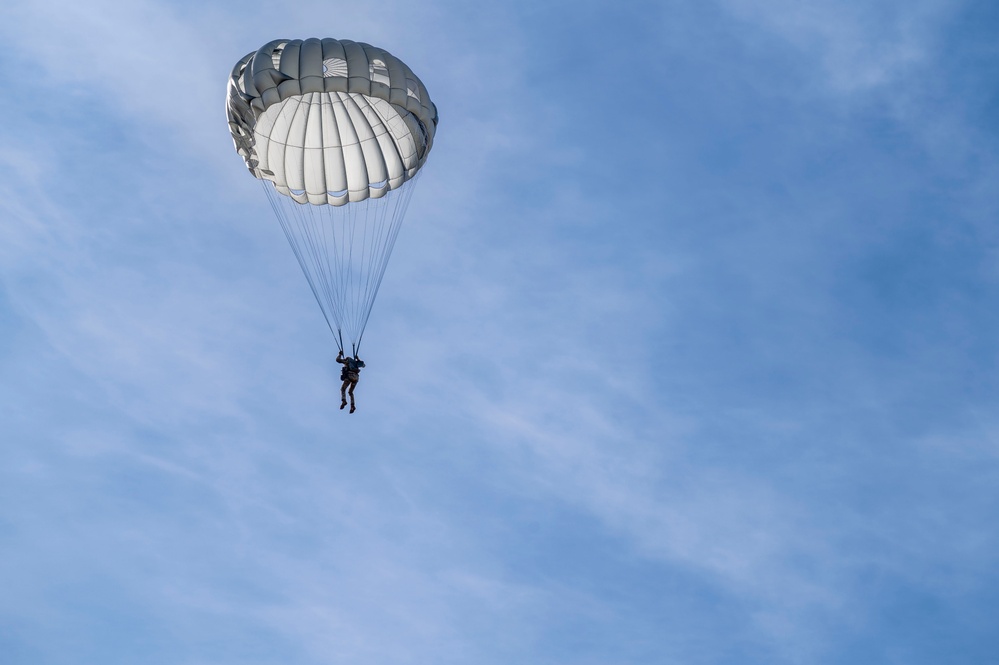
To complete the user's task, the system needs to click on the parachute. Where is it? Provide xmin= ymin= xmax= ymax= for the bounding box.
xmin=226 ymin=38 xmax=438 ymax=356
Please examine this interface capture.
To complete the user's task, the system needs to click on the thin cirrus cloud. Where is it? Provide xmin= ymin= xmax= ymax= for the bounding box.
xmin=718 ymin=0 xmax=945 ymax=92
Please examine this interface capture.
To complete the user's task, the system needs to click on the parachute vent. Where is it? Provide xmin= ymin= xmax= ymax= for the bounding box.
xmin=271 ymin=42 xmax=287 ymax=70
xmin=369 ymin=59 xmax=390 ymax=86
xmin=405 ymin=78 xmax=421 ymax=102
xmin=323 ymin=57 xmax=348 ymax=78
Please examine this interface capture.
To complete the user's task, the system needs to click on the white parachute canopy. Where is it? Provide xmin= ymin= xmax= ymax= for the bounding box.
xmin=226 ymin=38 xmax=438 ymax=355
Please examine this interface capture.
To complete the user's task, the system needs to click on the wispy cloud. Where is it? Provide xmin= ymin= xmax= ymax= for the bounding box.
xmin=717 ymin=0 xmax=949 ymax=93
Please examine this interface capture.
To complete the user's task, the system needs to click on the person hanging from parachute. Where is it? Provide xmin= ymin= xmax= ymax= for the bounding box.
xmin=225 ymin=37 xmax=437 ymax=407
xmin=336 ymin=350 xmax=365 ymax=413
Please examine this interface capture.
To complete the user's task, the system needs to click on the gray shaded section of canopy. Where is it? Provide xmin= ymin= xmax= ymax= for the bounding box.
xmin=226 ymin=38 xmax=438 ymax=206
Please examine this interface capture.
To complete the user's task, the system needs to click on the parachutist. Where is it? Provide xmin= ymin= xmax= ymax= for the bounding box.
xmin=337 ymin=351 xmax=365 ymax=413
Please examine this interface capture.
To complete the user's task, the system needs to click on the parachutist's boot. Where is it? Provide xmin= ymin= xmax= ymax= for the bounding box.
xmin=340 ymin=398 xmax=348 ymax=410
xmin=349 ymin=404 xmax=356 ymax=414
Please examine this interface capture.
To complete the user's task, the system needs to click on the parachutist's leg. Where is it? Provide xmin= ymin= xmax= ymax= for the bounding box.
xmin=340 ymin=381 xmax=349 ymax=409
xmin=348 ymin=380 xmax=357 ymax=413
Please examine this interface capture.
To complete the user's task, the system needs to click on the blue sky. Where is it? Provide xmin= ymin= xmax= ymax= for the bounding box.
xmin=2 ymin=0 xmax=998 ymax=663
